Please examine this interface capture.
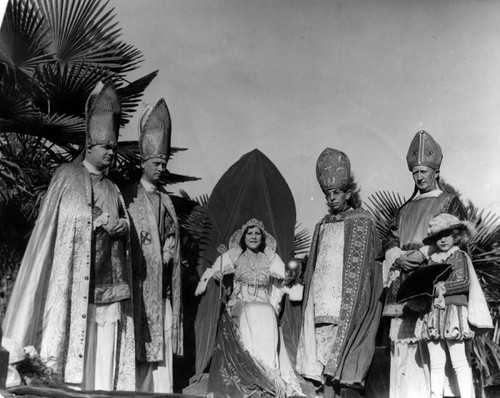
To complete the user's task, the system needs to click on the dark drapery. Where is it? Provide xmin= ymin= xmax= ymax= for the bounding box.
xmin=194 ymin=149 xmax=297 ymax=376
xmin=207 ymin=312 xmax=281 ymax=398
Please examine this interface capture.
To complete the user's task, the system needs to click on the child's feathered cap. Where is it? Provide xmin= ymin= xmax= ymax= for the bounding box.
xmin=423 ymin=213 xmax=476 ymax=245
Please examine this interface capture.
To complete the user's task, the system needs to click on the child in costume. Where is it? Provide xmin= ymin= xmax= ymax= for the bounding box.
xmin=419 ymin=213 xmax=493 ymax=398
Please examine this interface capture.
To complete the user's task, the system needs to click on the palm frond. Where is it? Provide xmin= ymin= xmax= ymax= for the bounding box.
xmin=0 ymin=0 xmax=54 ymax=77
xmin=115 ymin=70 xmax=158 ymax=125
xmin=0 ymin=112 xmax=85 ymax=145
xmin=439 ymin=177 xmax=462 ymax=199
xmin=37 ymin=0 xmax=142 ymax=73
xmin=469 ymin=207 xmax=500 ymax=251
xmin=32 ymin=62 xmax=112 ymax=116
xmin=118 ymin=141 xmax=186 ymax=157
xmin=0 ymin=77 xmax=40 ymax=121
xmin=109 ymin=141 xmax=141 ymax=183
xmin=176 ymin=200 xmax=208 ymax=242
xmin=196 ymin=193 xmax=210 ymax=208
xmin=163 ymin=171 xmax=200 ymax=185
xmin=466 ymin=207 xmax=500 ymax=303
xmin=0 ymin=0 xmax=201 ymax=282
xmin=0 ymin=157 xmax=23 ymax=188
xmin=0 ymin=133 xmax=64 ymax=219
xmin=170 ymin=193 xmax=210 ymax=269
xmin=294 ymin=222 xmax=310 ymax=257
xmin=177 ymin=190 xmax=210 ymax=208
xmin=364 ymin=190 xmax=406 ymax=241
xmin=473 ymin=333 xmax=500 ymax=387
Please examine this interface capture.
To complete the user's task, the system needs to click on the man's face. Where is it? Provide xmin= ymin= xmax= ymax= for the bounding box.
xmin=142 ymin=158 xmax=167 ymax=184
xmin=411 ymin=165 xmax=439 ymax=193
xmin=326 ymin=188 xmax=351 ymax=214
xmin=85 ymin=144 xmax=116 ymax=171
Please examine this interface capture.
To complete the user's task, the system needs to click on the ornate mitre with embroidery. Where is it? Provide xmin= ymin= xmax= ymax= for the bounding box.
xmin=85 ymin=80 xmax=121 ymax=146
xmin=406 ymin=130 xmax=442 ymax=170
xmin=316 ymin=148 xmax=351 ymax=193
xmin=139 ymin=98 xmax=171 ymax=161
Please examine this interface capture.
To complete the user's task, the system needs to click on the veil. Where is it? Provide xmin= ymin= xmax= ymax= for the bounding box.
xmin=228 ymin=218 xmax=277 ymax=258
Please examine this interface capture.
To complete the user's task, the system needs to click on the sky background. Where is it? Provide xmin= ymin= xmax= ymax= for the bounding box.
xmin=105 ymin=0 xmax=500 ymax=232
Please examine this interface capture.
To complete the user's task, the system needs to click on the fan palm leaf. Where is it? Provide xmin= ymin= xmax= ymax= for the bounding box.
xmin=0 ymin=157 xmax=23 ymax=187
xmin=0 ymin=70 xmax=159 ymax=149
xmin=0 ymin=76 xmax=40 ymax=120
xmin=294 ymin=222 xmax=310 ymax=257
xmin=0 ymin=133 xmax=62 ymax=215
xmin=37 ymin=0 xmax=142 ymax=73
xmin=364 ymin=190 xmax=405 ymax=241
xmin=115 ymin=69 xmax=159 ymax=125
xmin=0 ymin=0 xmax=54 ymax=80
xmin=0 ymin=0 xmax=200 ymax=288
xmin=469 ymin=207 xmax=500 ymax=251
xmin=31 ymin=62 xmax=112 ymax=115
xmin=163 ymin=171 xmax=200 ymax=185
xmin=0 ymin=113 xmax=85 ymax=144
xmin=168 ymin=191 xmax=211 ymax=272
xmin=466 ymin=207 xmax=500 ymax=303
xmin=32 ymin=65 xmax=158 ymax=128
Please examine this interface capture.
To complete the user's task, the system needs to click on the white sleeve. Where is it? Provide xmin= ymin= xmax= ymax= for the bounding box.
xmin=269 ymin=254 xmax=286 ymax=279
xmin=382 ymin=246 xmax=403 ymax=284
xmin=194 ymin=250 xmax=237 ymax=296
xmin=419 ymin=245 xmax=433 ymax=259
xmin=270 ymin=280 xmax=285 ymax=314
xmin=162 ymin=235 xmax=175 ymax=265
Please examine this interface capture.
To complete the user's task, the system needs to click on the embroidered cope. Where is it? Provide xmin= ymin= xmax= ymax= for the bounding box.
xmin=2 ymin=159 xmax=135 ymax=390
xmin=297 ymin=208 xmax=383 ymax=388
xmin=121 ymin=179 xmax=183 ymax=364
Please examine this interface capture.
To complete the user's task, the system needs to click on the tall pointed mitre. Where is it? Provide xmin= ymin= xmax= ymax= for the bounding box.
xmin=316 ymin=148 xmax=351 ymax=193
xmin=85 ymin=80 xmax=121 ymax=146
xmin=406 ymin=130 xmax=443 ymax=170
xmin=138 ymin=98 xmax=171 ymax=161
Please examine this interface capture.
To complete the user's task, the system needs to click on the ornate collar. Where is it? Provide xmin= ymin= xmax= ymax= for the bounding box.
xmin=324 ymin=207 xmax=353 ymax=223
xmin=430 ymin=245 xmax=459 ymax=263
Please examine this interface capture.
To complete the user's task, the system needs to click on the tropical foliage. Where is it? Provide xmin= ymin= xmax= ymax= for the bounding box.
xmin=0 ymin=0 xmax=200 ymax=283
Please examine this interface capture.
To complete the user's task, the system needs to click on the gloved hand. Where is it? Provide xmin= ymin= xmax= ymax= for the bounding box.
xmin=394 ymin=250 xmax=425 ymax=271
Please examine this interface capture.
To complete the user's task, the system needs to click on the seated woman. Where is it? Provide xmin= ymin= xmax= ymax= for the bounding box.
xmin=195 ymin=218 xmax=303 ymax=397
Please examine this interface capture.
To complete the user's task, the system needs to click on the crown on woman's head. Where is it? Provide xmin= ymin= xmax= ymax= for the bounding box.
xmin=241 ymin=218 xmax=265 ymax=231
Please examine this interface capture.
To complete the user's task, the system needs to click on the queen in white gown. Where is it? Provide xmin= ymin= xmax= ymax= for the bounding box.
xmin=196 ymin=218 xmax=303 ymax=397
